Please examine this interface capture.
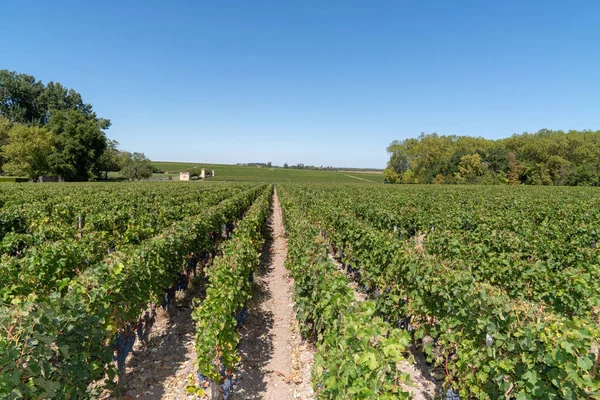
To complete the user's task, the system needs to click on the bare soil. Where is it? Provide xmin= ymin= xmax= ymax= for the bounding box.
xmin=99 ymin=278 xmax=206 ymax=400
xmin=233 ymin=188 xmax=314 ymax=400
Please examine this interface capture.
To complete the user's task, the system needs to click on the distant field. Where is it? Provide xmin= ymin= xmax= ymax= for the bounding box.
xmin=150 ymin=161 xmax=381 ymax=184
xmin=151 ymin=161 xmax=212 ymax=173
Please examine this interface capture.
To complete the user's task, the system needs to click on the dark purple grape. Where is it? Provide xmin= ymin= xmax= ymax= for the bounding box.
xmin=221 ymin=376 xmax=234 ymax=399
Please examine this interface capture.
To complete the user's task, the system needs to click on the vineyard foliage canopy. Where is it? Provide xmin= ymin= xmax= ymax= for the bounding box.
xmin=0 ymin=179 xmax=599 ymax=399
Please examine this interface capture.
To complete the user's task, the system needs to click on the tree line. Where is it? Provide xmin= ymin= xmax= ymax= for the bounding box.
xmin=0 ymin=70 xmax=152 ymax=181
xmin=383 ymin=130 xmax=600 ymax=186
xmin=282 ymin=163 xmax=339 ymax=170
xmin=238 ymin=162 xmax=342 ymax=171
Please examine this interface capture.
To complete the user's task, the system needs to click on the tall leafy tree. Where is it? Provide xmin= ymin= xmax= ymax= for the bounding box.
xmin=382 ymin=167 xmax=401 ymax=183
xmin=120 ymin=152 xmax=153 ymax=181
xmin=96 ymin=139 xmax=124 ymax=179
xmin=546 ymin=155 xmax=571 ymax=185
xmin=2 ymin=124 xmax=55 ymax=179
xmin=47 ymin=110 xmax=108 ymax=181
xmin=506 ymin=152 xmax=523 ymax=185
xmin=0 ymin=71 xmax=45 ymax=124
xmin=0 ymin=70 xmax=110 ymax=128
xmin=0 ymin=70 xmax=141 ymax=182
xmin=38 ymin=81 xmax=111 ymax=128
xmin=0 ymin=116 xmax=11 ymax=172
xmin=483 ymin=146 xmax=509 ymax=173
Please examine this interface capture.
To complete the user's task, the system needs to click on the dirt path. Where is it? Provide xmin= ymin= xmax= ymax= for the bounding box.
xmin=343 ymin=174 xmax=375 ymax=183
xmin=234 ymin=188 xmax=314 ymax=400
xmin=99 ymin=279 xmax=205 ymax=400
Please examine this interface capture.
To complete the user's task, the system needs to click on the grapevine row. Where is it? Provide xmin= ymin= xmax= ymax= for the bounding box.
xmin=0 ymin=182 xmax=249 ymax=251
xmin=297 ymin=185 xmax=600 ymax=318
xmin=280 ymin=184 xmax=600 ymax=399
xmin=279 ymin=188 xmax=413 ymax=399
xmin=0 ymin=184 xmax=265 ymax=399
xmin=0 ymin=184 xmax=246 ymax=302
xmin=192 ymin=185 xmax=273 ymax=398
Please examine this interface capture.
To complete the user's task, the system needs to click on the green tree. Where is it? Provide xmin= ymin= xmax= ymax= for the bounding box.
xmin=96 ymin=139 xmax=122 ymax=179
xmin=383 ymin=167 xmax=401 ymax=183
xmin=483 ymin=146 xmax=509 ymax=173
xmin=39 ymin=81 xmax=111 ymax=128
xmin=453 ymin=172 xmax=465 ymax=184
xmin=386 ymin=146 xmax=410 ymax=174
xmin=386 ymin=129 xmax=600 ymax=186
xmin=527 ymin=163 xmax=552 ymax=185
xmin=0 ymin=70 xmax=110 ymax=127
xmin=189 ymin=167 xmax=204 ymax=178
xmin=454 ymin=154 xmax=486 ymax=184
xmin=121 ymin=152 xmax=153 ymax=181
xmin=432 ymin=174 xmax=445 ymax=184
xmin=0 ymin=70 xmax=45 ymax=124
xmin=0 ymin=116 xmax=11 ymax=173
xmin=401 ymin=169 xmax=415 ymax=184
xmin=481 ymin=171 xmax=508 ymax=185
xmin=506 ymin=152 xmax=522 ymax=185
xmin=565 ymin=164 xmax=600 ymax=186
xmin=458 ymin=153 xmax=484 ymax=176
xmin=115 ymin=151 xmax=132 ymax=170
xmin=2 ymin=124 xmax=54 ymax=179
xmin=0 ymin=70 xmax=117 ymax=181
xmin=546 ymin=155 xmax=571 ymax=185
xmin=47 ymin=110 xmax=108 ymax=181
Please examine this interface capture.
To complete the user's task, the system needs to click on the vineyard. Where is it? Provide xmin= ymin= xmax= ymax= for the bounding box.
xmin=0 ymin=182 xmax=271 ymax=398
xmin=278 ymin=184 xmax=600 ymax=399
xmin=1 ymin=182 xmax=599 ymax=399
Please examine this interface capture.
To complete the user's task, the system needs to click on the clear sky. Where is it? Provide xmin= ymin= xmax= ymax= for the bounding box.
xmin=2 ymin=1 xmax=599 ymax=168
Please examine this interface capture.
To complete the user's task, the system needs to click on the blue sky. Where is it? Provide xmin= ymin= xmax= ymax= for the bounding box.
xmin=2 ymin=1 xmax=599 ymax=168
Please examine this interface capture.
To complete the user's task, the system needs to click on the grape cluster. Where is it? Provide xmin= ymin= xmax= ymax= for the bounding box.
xmin=446 ymin=389 xmax=460 ymax=400
xmin=187 ymin=254 xmax=199 ymax=273
xmin=373 ymin=288 xmax=381 ymax=300
xmin=136 ymin=322 xmax=144 ymax=339
xmin=235 ymin=306 xmax=248 ymax=328
xmin=221 ymin=376 xmax=234 ymax=399
xmin=114 ymin=333 xmax=136 ymax=372
xmin=345 ymin=262 xmax=362 ymax=283
xmin=198 ymin=359 xmax=237 ymax=400
xmin=161 ymin=286 xmax=176 ymax=308
xmin=396 ymin=315 xmax=412 ymax=330
xmin=175 ymin=272 xmax=189 ymax=291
